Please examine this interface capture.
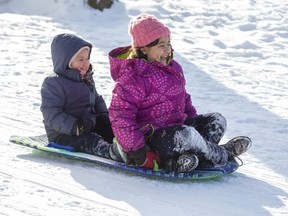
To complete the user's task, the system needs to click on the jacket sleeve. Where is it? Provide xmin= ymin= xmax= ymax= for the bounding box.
xmin=94 ymin=94 xmax=108 ymax=116
xmin=40 ymin=77 xmax=77 ymax=135
xmin=109 ymin=75 xmax=147 ymax=153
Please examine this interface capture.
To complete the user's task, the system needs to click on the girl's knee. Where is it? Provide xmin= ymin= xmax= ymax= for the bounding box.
xmin=212 ymin=112 xmax=227 ymax=128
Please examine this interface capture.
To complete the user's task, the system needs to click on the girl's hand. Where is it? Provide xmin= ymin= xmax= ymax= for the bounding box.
xmin=128 ymin=147 xmax=161 ymax=170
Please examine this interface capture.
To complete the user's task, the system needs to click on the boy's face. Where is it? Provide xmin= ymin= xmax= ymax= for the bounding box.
xmin=140 ymin=35 xmax=171 ymax=65
xmin=70 ymin=48 xmax=90 ymax=75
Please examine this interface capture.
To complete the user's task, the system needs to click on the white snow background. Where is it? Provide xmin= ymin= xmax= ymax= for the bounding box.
xmin=0 ymin=0 xmax=287 ymax=215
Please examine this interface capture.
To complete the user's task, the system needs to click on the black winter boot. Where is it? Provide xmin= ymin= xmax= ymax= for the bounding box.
xmin=165 ymin=154 xmax=199 ymax=172
xmin=80 ymin=134 xmax=111 ymax=159
xmin=221 ymin=136 xmax=252 ymax=159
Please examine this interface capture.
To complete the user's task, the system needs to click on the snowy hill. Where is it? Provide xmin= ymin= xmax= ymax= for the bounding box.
xmin=0 ymin=0 xmax=287 ymax=215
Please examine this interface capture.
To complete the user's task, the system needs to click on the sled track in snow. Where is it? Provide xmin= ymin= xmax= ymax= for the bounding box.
xmin=0 ymin=162 xmax=135 ymax=216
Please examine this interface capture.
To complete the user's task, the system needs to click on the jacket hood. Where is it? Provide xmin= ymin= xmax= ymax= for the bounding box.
xmin=108 ymin=46 xmax=141 ymax=81
xmin=51 ymin=33 xmax=92 ymax=78
xmin=108 ymin=46 xmax=176 ymax=81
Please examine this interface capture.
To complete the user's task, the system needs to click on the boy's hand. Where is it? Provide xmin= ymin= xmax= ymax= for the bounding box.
xmin=76 ymin=120 xmax=85 ymax=135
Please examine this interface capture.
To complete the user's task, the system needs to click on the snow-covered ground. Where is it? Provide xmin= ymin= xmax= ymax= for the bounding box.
xmin=0 ymin=0 xmax=287 ymax=215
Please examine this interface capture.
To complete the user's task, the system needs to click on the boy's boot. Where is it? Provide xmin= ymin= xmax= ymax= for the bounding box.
xmin=108 ymin=138 xmax=127 ymax=162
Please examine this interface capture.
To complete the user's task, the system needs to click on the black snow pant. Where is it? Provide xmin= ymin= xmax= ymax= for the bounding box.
xmin=184 ymin=112 xmax=227 ymax=144
xmin=55 ymin=133 xmax=112 ymax=159
xmin=146 ymin=112 xmax=229 ymax=165
xmin=52 ymin=114 xmax=115 ymax=159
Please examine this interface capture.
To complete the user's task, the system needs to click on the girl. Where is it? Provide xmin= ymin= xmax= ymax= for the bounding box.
xmin=108 ymin=14 xmax=252 ymax=172
xmin=41 ymin=33 xmax=121 ymax=161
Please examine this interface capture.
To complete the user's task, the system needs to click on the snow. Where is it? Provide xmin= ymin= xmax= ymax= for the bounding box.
xmin=0 ymin=0 xmax=287 ymax=215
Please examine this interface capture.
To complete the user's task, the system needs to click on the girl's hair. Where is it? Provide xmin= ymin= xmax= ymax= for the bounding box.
xmin=129 ymin=39 xmax=160 ymax=60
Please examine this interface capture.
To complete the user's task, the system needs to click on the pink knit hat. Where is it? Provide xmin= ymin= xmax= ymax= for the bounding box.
xmin=128 ymin=14 xmax=171 ymax=48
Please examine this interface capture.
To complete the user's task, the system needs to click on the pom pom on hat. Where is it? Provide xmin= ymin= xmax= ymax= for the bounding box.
xmin=128 ymin=14 xmax=171 ymax=48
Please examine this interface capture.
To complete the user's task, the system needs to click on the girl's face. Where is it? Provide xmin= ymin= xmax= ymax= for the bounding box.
xmin=140 ymin=35 xmax=171 ymax=65
xmin=70 ymin=48 xmax=90 ymax=75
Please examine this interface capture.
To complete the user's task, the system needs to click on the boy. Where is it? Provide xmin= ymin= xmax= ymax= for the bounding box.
xmin=41 ymin=33 xmax=121 ymax=161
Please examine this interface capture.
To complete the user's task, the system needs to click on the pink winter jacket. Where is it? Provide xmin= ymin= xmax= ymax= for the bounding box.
xmin=108 ymin=46 xmax=197 ymax=152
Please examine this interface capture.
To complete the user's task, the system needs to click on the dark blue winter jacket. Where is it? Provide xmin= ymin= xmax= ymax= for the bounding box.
xmin=41 ymin=33 xmax=108 ymax=142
